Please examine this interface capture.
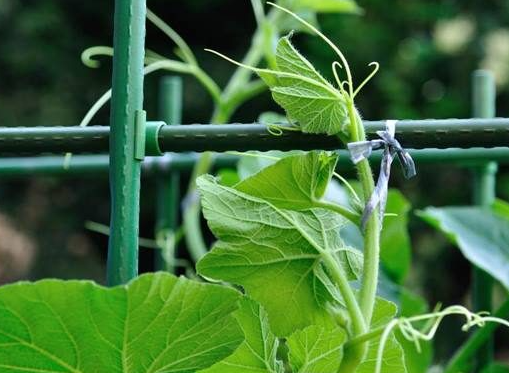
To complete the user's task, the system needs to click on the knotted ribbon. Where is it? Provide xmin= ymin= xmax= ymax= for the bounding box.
xmin=347 ymin=120 xmax=416 ymax=230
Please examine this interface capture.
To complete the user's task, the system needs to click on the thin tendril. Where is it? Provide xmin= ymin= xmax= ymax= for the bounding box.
xmin=375 ymin=305 xmax=509 ymax=373
xmin=353 ymin=62 xmax=380 ymax=98
xmin=146 ymin=8 xmax=197 ymax=65
xmin=63 ymin=59 xmax=196 ymax=169
xmin=267 ymin=2 xmax=354 ymax=97
xmin=81 ymin=46 xmax=114 ymax=68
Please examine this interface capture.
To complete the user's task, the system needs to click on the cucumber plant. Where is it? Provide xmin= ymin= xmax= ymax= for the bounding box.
xmin=0 ymin=1 xmax=507 ymax=373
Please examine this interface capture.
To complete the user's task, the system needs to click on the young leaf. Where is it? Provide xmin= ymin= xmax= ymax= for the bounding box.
xmin=264 ymin=34 xmax=349 ymax=135
xmin=199 ymin=298 xmax=284 ymax=373
xmin=0 ymin=273 xmax=243 ymax=373
xmin=418 ymin=207 xmax=509 ymax=290
xmin=287 ymin=321 xmax=347 ymax=373
xmin=357 ymin=298 xmax=407 ymax=373
xmin=196 ymin=174 xmax=360 ymax=336
xmin=236 ymin=151 xmax=338 ymax=210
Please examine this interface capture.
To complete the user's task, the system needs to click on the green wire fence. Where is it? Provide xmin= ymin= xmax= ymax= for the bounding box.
xmin=0 ymin=0 xmax=507 ymax=370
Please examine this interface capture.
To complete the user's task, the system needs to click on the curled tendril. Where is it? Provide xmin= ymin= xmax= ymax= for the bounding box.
xmin=353 ymin=61 xmax=380 ymax=98
xmin=375 ymin=305 xmax=509 ymax=373
xmin=81 ymin=46 xmax=114 ymax=69
xmin=266 ymin=122 xmax=301 ymax=136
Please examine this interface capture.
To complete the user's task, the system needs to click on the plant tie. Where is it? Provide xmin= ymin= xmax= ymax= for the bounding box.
xmin=347 ymin=120 xmax=416 ymax=230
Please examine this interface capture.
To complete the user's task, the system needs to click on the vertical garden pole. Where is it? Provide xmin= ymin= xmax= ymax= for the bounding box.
xmin=107 ymin=0 xmax=146 ymax=285
xmin=471 ymin=70 xmax=497 ymax=371
xmin=155 ymin=77 xmax=182 ymax=272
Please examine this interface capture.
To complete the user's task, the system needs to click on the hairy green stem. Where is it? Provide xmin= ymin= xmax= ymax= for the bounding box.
xmin=444 ymin=297 xmax=509 ymax=373
xmin=347 ymin=102 xmax=379 ymax=326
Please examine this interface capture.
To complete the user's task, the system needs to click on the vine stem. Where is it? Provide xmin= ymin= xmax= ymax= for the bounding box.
xmin=347 ymin=100 xmax=380 ymax=326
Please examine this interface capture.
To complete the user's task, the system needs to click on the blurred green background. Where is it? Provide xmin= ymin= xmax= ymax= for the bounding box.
xmin=0 ymin=0 xmax=508 ymax=365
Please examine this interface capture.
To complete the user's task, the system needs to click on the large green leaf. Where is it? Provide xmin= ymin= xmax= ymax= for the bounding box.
xmin=357 ymin=298 xmax=407 ymax=373
xmin=418 ymin=207 xmax=509 ymax=290
xmin=196 ymin=175 xmax=361 ymax=336
xmin=0 ymin=273 xmax=243 ymax=373
xmin=236 ymin=151 xmax=338 ymax=210
xmin=262 ymin=34 xmax=349 ymax=136
xmin=287 ymin=322 xmax=346 ymax=373
xmin=200 ymin=298 xmax=283 ymax=373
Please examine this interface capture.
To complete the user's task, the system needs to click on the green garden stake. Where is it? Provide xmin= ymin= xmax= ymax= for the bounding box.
xmin=471 ymin=69 xmax=497 ymax=372
xmin=107 ymin=0 xmax=147 ymax=286
xmin=155 ymin=76 xmax=183 ymax=272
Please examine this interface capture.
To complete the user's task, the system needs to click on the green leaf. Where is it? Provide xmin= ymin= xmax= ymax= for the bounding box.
xmin=199 ymin=298 xmax=284 ymax=373
xmin=236 ymin=151 xmax=338 ymax=210
xmin=356 ymin=298 xmax=407 ymax=373
xmin=295 ymin=0 xmax=362 ymax=14
xmin=262 ymin=34 xmax=349 ymax=135
xmin=380 ymin=190 xmax=412 ymax=283
xmin=0 ymin=272 xmax=243 ymax=373
xmin=287 ymin=322 xmax=346 ymax=373
xmin=418 ymin=207 xmax=509 ymax=290
xmin=196 ymin=174 xmax=360 ymax=336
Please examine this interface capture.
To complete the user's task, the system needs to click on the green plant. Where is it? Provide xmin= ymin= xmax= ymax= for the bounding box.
xmin=0 ymin=2 xmax=508 ymax=373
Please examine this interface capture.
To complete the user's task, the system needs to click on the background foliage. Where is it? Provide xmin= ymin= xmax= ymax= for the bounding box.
xmin=0 ymin=0 xmax=508 ymax=365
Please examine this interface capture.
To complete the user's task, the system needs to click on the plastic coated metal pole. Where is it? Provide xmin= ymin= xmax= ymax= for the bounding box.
xmin=107 ymin=0 xmax=146 ymax=286
xmin=0 ymin=118 xmax=509 ymax=154
xmin=1 ymin=148 xmax=509 ymax=177
xmin=155 ymin=77 xmax=182 ymax=272
xmin=471 ymin=70 xmax=497 ymax=372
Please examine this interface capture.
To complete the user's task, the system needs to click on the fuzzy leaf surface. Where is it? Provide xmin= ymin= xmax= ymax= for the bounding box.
xmin=196 ymin=175 xmax=360 ymax=336
xmin=0 ymin=273 xmax=243 ymax=373
xmin=262 ymin=34 xmax=349 ymax=135
xmin=199 ymin=298 xmax=283 ymax=373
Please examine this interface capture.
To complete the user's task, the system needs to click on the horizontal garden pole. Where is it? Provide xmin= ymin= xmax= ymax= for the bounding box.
xmin=0 ymin=147 xmax=508 ymax=177
xmin=0 ymin=118 xmax=508 ymax=154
